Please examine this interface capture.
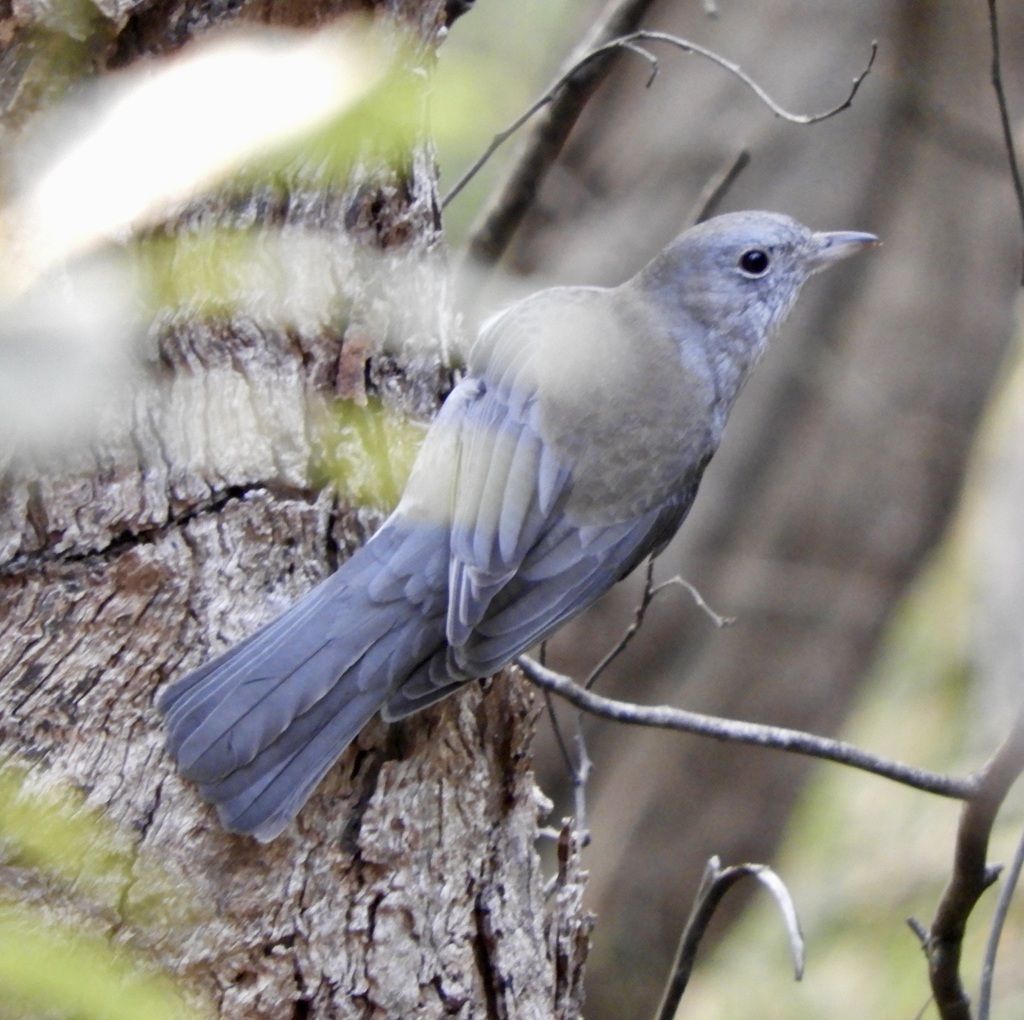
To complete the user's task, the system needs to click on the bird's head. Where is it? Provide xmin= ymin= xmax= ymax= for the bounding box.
xmin=634 ymin=209 xmax=877 ymax=398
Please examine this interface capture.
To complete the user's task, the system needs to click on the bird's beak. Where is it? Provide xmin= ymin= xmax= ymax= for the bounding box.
xmin=808 ymin=230 xmax=879 ymax=270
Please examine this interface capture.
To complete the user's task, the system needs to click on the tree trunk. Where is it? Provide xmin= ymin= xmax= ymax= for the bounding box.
xmin=0 ymin=2 xmax=589 ymax=1017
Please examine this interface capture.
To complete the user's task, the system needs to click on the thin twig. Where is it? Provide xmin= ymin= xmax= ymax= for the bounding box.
xmin=619 ymin=41 xmax=660 ymax=87
xmin=653 ymin=857 xmax=804 ymax=1020
xmin=444 ymin=39 xmax=657 ymax=212
xmin=923 ymin=708 xmax=1024 ymax=1020
xmin=542 ymin=694 xmax=593 ymax=840
xmin=657 ymin=575 xmax=735 ymax=629
xmin=978 ymin=820 xmax=1024 ymax=1020
xmin=907 ymin=916 xmax=930 ymax=945
xmin=986 ymin=0 xmax=1024 ymax=285
xmin=586 ymin=559 xmax=657 ymax=689
xmin=452 ymin=35 xmax=874 ymax=213
xmin=458 ymin=32 xmax=877 ymax=266
xmin=541 ymin=691 xmax=592 ymax=844
xmin=565 ymin=561 xmax=729 ymax=837
xmin=516 ymin=656 xmax=976 ymax=801
xmin=585 ymin=563 xmax=733 ymax=690
xmin=452 ymin=0 xmax=662 ymax=263
xmin=571 ymin=727 xmax=593 ymax=843
xmin=911 ymin=996 xmax=936 ymax=1020
xmin=544 ymin=689 xmax=577 ymax=779
xmin=626 ymin=31 xmax=877 ymax=124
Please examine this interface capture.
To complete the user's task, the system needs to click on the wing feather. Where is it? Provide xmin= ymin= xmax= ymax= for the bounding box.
xmin=397 ymin=287 xmax=710 ymax=702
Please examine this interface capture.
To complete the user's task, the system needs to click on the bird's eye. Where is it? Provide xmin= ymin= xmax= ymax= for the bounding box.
xmin=738 ymin=248 xmax=771 ymax=277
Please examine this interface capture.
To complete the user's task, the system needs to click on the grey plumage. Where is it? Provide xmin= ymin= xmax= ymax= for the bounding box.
xmin=159 ymin=210 xmax=876 ymax=840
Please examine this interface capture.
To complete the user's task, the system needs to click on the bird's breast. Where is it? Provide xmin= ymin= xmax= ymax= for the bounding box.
xmin=533 ymin=297 xmax=715 ymax=525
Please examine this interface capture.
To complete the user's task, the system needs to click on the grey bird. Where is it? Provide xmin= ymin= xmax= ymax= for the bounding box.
xmin=159 ymin=210 xmax=876 ymax=841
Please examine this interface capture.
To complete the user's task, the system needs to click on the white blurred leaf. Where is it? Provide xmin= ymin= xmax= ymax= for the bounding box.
xmin=4 ymin=22 xmax=389 ymax=286
xmin=0 ymin=252 xmax=134 ymax=450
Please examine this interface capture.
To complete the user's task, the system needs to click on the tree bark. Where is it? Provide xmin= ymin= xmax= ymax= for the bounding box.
xmin=0 ymin=2 xmax=590 ymax=1017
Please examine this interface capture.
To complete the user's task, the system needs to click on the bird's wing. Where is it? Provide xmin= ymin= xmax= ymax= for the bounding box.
xmin=433 ymin=299 xmax=569 ymax=636
xmin=451 ymin=490 xmax=696 ymax=677
xmin=385 ymin=471 xmax=697 ymax=719
xmin=388 ymin=296 xmax=709 ymax=715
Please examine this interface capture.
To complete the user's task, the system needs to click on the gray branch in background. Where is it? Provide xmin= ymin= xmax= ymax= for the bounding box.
xmin=454 ymin=11 xmax=876 ymax=267
xmin=517 ymin=656 xmax=976 ymax=801
xmin=985 ymin=0 xmax=1024 ymax=284
xmin=915 ymin=710 xmax=1024 ymax=1020
xmin=454 ymin=0 xmax=663 ymax=265
xmin=653 ymin=857 xmax=804 ymax=1020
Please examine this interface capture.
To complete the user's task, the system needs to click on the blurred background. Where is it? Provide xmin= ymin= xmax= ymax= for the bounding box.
xmin=440 ymin=2 xmax=1024 ymax=1018
xmin=2 ymin=0 xmax=1023 ymax=1017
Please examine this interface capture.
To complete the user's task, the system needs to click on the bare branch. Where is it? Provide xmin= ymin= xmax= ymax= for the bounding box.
xmin=450 ymin=0 xmax=663 ymax=256
xmin=628 ymin=31 xmax=877 ymax=124
xmin=986 ymin=0 xmax=1024 ymax=285
xmin=653 ymin=856 xmax=804 ymax=1020
xmin=752 ymin=865 xmax=806 ymax=979
xmin=547 ymin=561 xmax=732 ymax=838
xmin=978 ymin=820 xmax=1024 ymax=1020
xmin=653 ymin=574 xmax=735 ymax=629
xmin=544 ymin=689 xmax=578 ymax=779
xmin=516 ymin=656 xmax=976 ymax=801
xmin=443 ymin=43 xmax=657 ymax=212
xmin=542 ymin=656 xmax=594 ymax=842
xmin=585 ymin=558 xmax=657 ymax=689
xmin=458 ymin=32 xmax=877 ymax=266
xmin=541 ymin=693 xmax=595 ymax=844
xmin=924 ymin=709 xmax=1024 ymax=1020
xmin=570 ymin=726 xmax=594 ymax=841
xmin=585 ymin=563 xmax=733 ymax=691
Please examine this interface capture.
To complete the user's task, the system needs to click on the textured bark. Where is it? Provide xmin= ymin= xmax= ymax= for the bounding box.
xmin=0 ymin=1 xmax=590 ymax=1017
xmin=497 ymin=2 xmax=1024 ymax=1018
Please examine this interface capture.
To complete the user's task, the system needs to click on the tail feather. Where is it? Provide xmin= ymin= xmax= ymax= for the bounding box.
xmin=200 ymin=683 xmax=389 ymax=840
xmin=381 ymin=651 xmax=466 ymax=721
xmin=159 ymin=518 xmax=451 ymax=839
xmin=163 ymin=570 xmax=399 ymax=780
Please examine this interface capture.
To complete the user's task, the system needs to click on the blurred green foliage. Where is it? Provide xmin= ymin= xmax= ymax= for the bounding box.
xmin=0 ymin=765 xmax=205 ymax=1019
xmin=313 ymin=397 xmax=425 ymax=512
xmin=138 ymin=228 xmax=341 ymax=325
xmin=0 ymin=907 xmax=198 ymax=1020
xmin=240 ymin=45 xmax=510 ymax=192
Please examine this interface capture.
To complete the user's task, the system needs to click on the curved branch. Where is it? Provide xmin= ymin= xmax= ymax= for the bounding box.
xmin=454 ymin=32 xmax=877 ymax=266
xmin=626 ymin=31 xmax=877 ymax=124
xmin=653 ymin=856 xmax=804 ymax=1020
xmin=516 ymin=656 xmax=975 ymax=801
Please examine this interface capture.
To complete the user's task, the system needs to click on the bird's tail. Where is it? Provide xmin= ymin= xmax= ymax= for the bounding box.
xmin=159 ymin=520 xmax=448 ymax=841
